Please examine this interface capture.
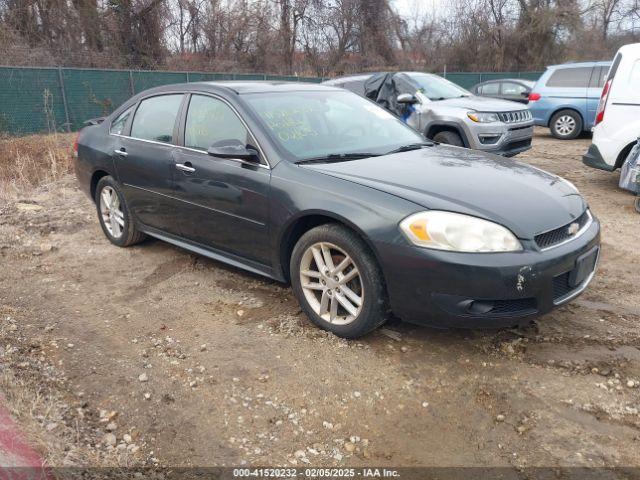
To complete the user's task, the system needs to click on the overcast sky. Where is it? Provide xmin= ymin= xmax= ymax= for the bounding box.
xmin=392 ymin=0 xmax=447 ymax=18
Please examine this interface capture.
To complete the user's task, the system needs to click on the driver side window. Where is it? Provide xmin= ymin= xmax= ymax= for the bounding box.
xmin=184 ymin=95 xmax=252 ymax=152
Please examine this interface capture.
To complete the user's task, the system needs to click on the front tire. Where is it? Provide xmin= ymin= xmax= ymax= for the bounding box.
xmin=550 ymin=110 xmax=582 ymax=140
xmin=290 ymin=224 xmax=388 ymax=339
xmin=432 ymin=130 xmax=464 ymax=147
xmin=95 ymin=176 xmax=146 ymax=247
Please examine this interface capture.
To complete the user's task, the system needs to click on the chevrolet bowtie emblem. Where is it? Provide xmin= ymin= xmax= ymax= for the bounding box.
xmin=567 ymin=222 xmax=580 ymax=236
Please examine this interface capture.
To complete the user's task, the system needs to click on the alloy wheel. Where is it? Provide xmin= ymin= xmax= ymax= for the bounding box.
xmin=99 ymin=186 xmax=125 ymax=239
xmin=555 ymin=115 xmax=576 ymax=136
xmin=299 ymin=242 xmax=364 ymax=325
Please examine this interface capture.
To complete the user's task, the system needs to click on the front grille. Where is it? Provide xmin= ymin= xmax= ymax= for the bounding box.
xmin=489 ymin=298 xmax=538 ymax=315
xmin=535 ymin=210 xmax=591 ymax=250
xmin=553 ymin=272 xmax=573 ymax=301
xmin=498 ymin=110 xmax=532 ymax=123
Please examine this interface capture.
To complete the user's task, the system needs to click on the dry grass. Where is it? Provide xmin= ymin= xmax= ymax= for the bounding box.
xmin=0 ymin=132 xmax=75 ymax=201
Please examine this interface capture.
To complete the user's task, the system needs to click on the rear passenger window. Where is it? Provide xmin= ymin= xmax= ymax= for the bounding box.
xmin=589 ymin=67 xmax=608 ymax=88
xmin=130 ymin=94 xmax=183 ymax=144
xmin=110 ymin=107 xmax=133 ymax=135
xmin=546 ymin=67 xmax=592 ymax=88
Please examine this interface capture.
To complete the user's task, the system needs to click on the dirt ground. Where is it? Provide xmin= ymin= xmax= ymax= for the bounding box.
xmin=0 ymin=129 xmax=639 ymax=473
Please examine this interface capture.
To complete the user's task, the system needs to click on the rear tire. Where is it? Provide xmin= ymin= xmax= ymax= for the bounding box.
xmin=635 ymin=197 xmax=640 ymax=214
xmin=550 ymin=110 xmax=582 ymax=140
xmin=95 ymin=176 xmax=146 ymax=247
xmin=433 ymin=130 xmax=464 ymax=147
xmin=290 ymin=224 xmax=388 ymax=339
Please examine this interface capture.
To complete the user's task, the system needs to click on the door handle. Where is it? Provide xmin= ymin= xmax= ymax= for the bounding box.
xmin=175 ymin=163 xmax=196 ymax=173
xmin=114 ymin=149 xmax=128 ymax=157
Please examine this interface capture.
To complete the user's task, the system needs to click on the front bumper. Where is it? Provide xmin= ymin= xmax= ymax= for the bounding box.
xmin=466 ymin=122 xmax=534 ymax=157
xmin=378 ymin=217 xmax=600 ymax=328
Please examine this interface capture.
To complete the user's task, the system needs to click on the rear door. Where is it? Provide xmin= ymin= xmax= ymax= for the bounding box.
xmin=586 ymin=66 xmax=608 ymax=128
xmin=171 ymin=93 xmax=271 ymax=265
xmin=111 ymin=93 xmax=185 ymax=234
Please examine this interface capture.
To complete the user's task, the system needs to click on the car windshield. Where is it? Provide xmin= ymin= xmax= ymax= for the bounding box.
xmin=243 ymin=90 xmax=425 ymax=162
xmin=406 ymin=73 xmax=471 ymax=101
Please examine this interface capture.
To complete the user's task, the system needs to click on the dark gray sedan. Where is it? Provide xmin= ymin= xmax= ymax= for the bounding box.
xmin=74 ymin=82 xmax=600 ymax=338
xmin=472 ymin=79 xmax=535 ymax=104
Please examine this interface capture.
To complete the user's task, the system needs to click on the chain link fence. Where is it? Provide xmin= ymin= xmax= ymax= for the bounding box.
xmin=0 ymin=66 xmax=543 ymax=136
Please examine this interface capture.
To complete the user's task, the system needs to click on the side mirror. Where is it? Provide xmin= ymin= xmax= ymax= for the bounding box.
xmin=397 ymin=93 xmax=418 ymax=104
xmin=207 ymin=144 xmax=260 ymax=163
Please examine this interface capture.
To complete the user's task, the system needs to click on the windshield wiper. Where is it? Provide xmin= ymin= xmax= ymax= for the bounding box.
xmin=295 ymin=153 xmax=380 ymax=165
xmin=384 ymin=142 xmax=434 ymax=155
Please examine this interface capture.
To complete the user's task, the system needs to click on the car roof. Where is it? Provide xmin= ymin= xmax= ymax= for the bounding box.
xmin=133 ymin=81 xmax=342 ymax=97
xmin=479 ymin=78 xmax=530 ymax=83
xmin=546 ymin=61 xmax=612 ymax=69
xmin=323 ymin=74 xmax=374 ymax=84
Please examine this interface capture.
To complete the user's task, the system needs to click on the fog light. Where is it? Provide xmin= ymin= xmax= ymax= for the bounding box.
xmin=478 ymin=135 xmax=501 ymax=145
xmin=463 ymin=300 xmax=495 ymax=315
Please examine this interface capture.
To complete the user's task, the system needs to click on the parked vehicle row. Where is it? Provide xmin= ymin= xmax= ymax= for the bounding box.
xmin=75 ymin=80 xmax=600 ymax=339
xmin=323 ymin=72 xmax=534 ymax=157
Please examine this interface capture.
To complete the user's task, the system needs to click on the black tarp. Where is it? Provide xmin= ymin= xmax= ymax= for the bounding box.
xmin=364 ymin=72 xmax=402 ymax=116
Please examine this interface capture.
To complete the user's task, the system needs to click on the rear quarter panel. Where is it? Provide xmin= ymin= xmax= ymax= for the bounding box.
xmin=74 ymin=123 xmax=117 ymax=201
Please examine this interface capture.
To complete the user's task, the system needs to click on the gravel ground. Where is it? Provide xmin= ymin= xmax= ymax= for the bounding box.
xmin=0 ymin=129 xmax=639 ymax=473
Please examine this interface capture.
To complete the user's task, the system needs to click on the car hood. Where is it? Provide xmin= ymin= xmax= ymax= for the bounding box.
xmin=431 ymin=95 xmax=527 ymax=112
xmin=303 ymin=146 xmax=586 ymax=239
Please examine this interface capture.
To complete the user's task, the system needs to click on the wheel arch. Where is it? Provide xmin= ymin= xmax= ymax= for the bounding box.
xmin=277 ymin=211 xmax=385 ymax=284
xmin=615 ymin=140 xmax=638 ymax=169
xmin=425 ymin=123 xmax=470 ymax=148
xmin=548 ymin=107 xmax=584 ymax=129
xmin=90 ymin=169 xmax=111 ymax=202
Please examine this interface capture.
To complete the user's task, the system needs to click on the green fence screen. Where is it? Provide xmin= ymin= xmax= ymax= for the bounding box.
xmin=0 ymin=66 xmax=543 ymax=135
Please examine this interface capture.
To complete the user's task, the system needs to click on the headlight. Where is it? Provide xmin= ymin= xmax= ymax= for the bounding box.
xmin=399 ymin=211 xmax=522 ymax=252
xmin=467 ymin=111 xmax=500 ymax=123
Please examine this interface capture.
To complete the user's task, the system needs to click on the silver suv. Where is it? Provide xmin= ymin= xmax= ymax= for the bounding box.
xmin=323 ymin=72 xmax=534 ymax=157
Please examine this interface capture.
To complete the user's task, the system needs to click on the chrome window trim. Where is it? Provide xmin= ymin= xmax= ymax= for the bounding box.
xmin=109 ymin=134 xmax=270 ymax=171
xmin=178 ymin=145 xmax=270 ymax=170
xmin=537 ymin=210 xmax=593 ymax=252
xmin=108 ymin=90 xmax=271 ymax=170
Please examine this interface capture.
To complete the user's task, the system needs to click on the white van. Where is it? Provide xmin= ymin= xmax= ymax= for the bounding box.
xmin=583 ymin=43 xmax=640 ymax=171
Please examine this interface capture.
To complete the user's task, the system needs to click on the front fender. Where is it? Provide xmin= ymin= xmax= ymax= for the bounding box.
xmin=268 ymin=161 xmax=421 ymax=281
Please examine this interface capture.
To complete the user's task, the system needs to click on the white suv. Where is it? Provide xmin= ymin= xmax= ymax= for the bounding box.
xmin=583 ymin=43 xmax=640 ymax=171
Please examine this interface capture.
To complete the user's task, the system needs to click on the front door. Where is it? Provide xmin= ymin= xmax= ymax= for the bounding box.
xmin=172 ymin=94 xmax=271 ymax=265
xmin=501 ymin=82 xmax=529 ymax=104
xmin=112 ymin=93 xmax=185 ymax=234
